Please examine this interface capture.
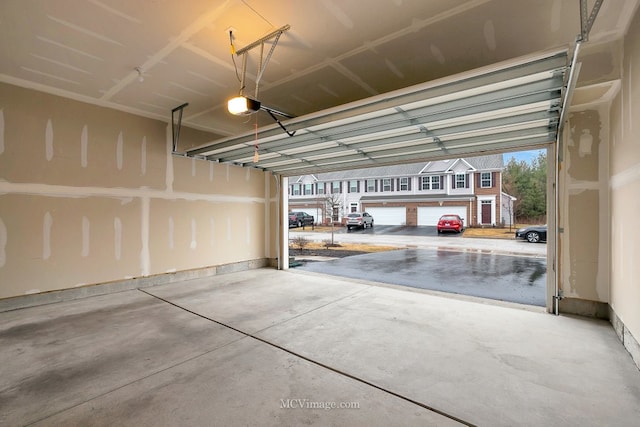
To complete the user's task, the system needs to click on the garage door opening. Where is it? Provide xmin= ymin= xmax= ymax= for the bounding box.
xmin=286 ymin=147 xmax=550 ymax=309
xmin=255 ymin=52 xmax=564 ymax=312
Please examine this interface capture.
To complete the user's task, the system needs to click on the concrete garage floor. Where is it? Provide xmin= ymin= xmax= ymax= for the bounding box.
xmin=1 ymin=269 xmax=639 ymax=426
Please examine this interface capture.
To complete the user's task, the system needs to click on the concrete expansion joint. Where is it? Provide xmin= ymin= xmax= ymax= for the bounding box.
xmin=138 ymin=287 xmax=477 ymax=426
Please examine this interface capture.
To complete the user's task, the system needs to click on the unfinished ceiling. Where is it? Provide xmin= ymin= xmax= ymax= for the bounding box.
xmin=1 ymin=0 xmax=637 ymax=172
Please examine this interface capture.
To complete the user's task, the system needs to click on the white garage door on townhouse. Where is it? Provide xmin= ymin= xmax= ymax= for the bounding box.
xmin=417 ymin=206 xmax=467 ymax=227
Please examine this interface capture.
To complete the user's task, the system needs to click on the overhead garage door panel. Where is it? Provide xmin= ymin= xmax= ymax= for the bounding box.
xmin=365 ymin=207 xmax=406 ymax=225
xmin=186 ymin=50 xmax=568 ymax=176
xmin=418 ymin=206 xmax=467 ymax=226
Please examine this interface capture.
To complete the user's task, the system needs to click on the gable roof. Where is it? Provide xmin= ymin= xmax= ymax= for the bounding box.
xmin=289 ymin=154 xmax=503 ymax=182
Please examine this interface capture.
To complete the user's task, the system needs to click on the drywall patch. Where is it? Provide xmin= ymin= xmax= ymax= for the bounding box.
xmin=430 ymin=44 xmax=445 ymax=65
xmin=191 ymin=158 xmax=197 ymax=177
xmin=226 ymin=164 xmax=230 ymax=181
xmin=45 ymin=119 xmax=54 ymax=161
xmin=209 ymin=162 xmax=214 ymax=182
xmin=629 ymin=54 xmax=633 ymax=132
xmin=81 ymin=216 xmax=90 ymax=257
xmin=246 ymin=216 xmax=251 ymax=244
xmin=81 ymin=125 xmax=88 ymax=168
xmin=483 ymin=20 xmax=496 ymax=51
xmin=114 ymin=217 xmax=122 ymax=260
xmin=140 ymin=197 xmax=150 ymax=276
xmin=0 ymin=108 xmax=4 ymax=155
xmin=245 ymin=167 xmax=250 ymax=181
xmin=43 ymin=212 xmax=52 ymax=260
xmin=190 ymin=218 xmax=197 ymax=250
xmin=226 ymin=215 xmax=231 ymax=241
xmin=550 ymin=0 xmax=562 ymax=32
xmin=0 ymin=217 xmax=6 ymax=268
xmin=141 ymin=136 xmax=147 ymax=176
xmin=210 ymin=217 xmax=215 ymax=247
xmin=168 ymin=216 xmax=174 ymax=249
xmin=116 ymin=131 xmax=123 ymax=170
xmin=165 ymin=125 xmax=174 ymax=192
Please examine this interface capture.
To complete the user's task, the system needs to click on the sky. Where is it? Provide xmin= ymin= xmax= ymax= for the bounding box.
xmin=503 ymin=149 xmax=545 ymax=165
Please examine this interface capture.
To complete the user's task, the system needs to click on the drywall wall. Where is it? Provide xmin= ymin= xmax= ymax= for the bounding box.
xmin=0 ymin=83 xmax=275 ymax=300
xmin=609 ymin=6 xmax=640 ymax=343
xmin=560 ymin=104 xmax=610 ymax=306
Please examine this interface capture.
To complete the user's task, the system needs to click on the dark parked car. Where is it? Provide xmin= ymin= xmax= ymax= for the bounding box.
xmin=437 ymin=214 xmax=464 ymax=234
xmin=346 ymin=212 xmax=374 ymax=230
xmin=515 ymin=225 xmax=547 ymax=243
xmin=289 ymin=211 xmax=314 ymax=228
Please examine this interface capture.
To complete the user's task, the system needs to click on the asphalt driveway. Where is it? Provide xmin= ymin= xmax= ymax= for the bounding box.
xmin=301 ymin=225 xmax=464 ymax=237
xmin=298 ymin=249 xmax=546 ymax=307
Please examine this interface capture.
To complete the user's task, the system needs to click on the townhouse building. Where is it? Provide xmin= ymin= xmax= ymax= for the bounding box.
xmin=288 ymin=154 xmax=515 ymax=227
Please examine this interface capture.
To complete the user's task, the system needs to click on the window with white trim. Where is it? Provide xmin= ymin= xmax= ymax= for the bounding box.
xmin=399 ymin=177 xmax=409 ymax=191
xmin=421 ymin=175 xmax=441 ymax=190
xmin=366 ymin=179 xmax=375 ymax=192
xmin=317 ymin=182 xmax=325 ymax=195
xmin=455 ymin=174 xmax=466 ymax=189
xmin=421 ymin=176 xmax=429 ymax=190
xmin=481 ymin=172 xmax=492 ymax=188
xmin=382 ymin=178 xmax=391 ymax=192
xmin=292 ymin=184 xmax=301 ymax=195
xmin=350 ymin=203 xmax=358 ymax=213
xmin=430 ymin=175 xmax=441 ymax=190
xmin=304 ymin=183 xmax=312 ymax=195
xmin=332 ymin=182 xmax=341 ymax=193
xmin=349 ymin=180 xmax=358 ymax=193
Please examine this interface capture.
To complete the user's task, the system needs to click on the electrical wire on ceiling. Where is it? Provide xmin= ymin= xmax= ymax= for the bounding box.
xmin=240 ymin=0 xmax=275 ymax=27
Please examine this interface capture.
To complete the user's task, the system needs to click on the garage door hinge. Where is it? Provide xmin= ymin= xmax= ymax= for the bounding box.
xmin=553 ymin=290 xmax=564 ymax=301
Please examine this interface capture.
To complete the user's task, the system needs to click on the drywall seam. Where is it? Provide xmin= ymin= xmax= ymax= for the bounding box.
xmin=140 ymin=197 xmax=150 ymax=276
xmin=165 ymin=124 xmax=173 ymax=192
xmin=190 ymin=218 xmax=197 ymax=249
xmin=629 ymin=54 xmax=633 ymax=131
xmin=114 ymin=217 xmax=122 ymax=260
xmin=99 ymin=0 xmax=233 ymax=101
xmin=45 ymin=119 xmax=53 ymax=161
xmin=81 ymin=125 xmax=88 ymax=167
xmin=210 ymin=217 xmax=215 ymax=248
xmin=0 ymin=181 xmax=266 ymax=204
xmin=116 ymin=131 xmax=123 ymax=170
xmin=0 ymin=108 xmax=4 ymax=155
xmin=43 ymin=212 xmax=52 ymax=260
xmin=611 ymin=163 xmax=640 ymax=189
xmin=141 ymin=136 xmax=147 ymax=176
xmin=81 ymin=216 xmax=90 ymax=257
xmin=0 ymin=217 xmax=6 ymax=268
xmin=168 ymin=216 xmax=174 ymax=249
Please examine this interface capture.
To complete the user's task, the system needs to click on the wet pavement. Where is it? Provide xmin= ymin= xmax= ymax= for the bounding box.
xmin=298 ymin=248 xmax=546 ymax=306
xmin=299 ymin=225 xmax=462 ymax=237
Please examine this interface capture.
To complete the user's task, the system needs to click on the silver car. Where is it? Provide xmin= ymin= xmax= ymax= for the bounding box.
xmin=346 ymin=212 xmax=374 ymax=230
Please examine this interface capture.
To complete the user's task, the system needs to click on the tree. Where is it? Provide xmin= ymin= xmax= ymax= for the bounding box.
xmin=324 ymin=193 xmax=343 ymax=245
xmin=502 ymin=151 xmax=547 ymax=224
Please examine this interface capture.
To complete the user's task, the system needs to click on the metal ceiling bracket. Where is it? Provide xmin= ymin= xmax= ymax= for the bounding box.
xmin=171 ymin=103 xmax=189 ymax=153
xmin=579 ymin=0 xmax=604 ymax=42
xmin=265 ymin=109 xmax=296 ymax=137
xmin=234 ymin=25 xmax=290 ymax=100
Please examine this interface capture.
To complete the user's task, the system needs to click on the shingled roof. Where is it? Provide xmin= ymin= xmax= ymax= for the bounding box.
xmin=289 ymin=154 xmax=503 ymax=182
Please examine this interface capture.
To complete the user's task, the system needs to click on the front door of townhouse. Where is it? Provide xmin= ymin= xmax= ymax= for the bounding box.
xmin=481 ymin=201 xmax=491 ymax=224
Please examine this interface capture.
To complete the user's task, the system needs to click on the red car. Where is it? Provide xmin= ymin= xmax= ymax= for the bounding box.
xmin=437 ymin=214 xmax=464 ymax=234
